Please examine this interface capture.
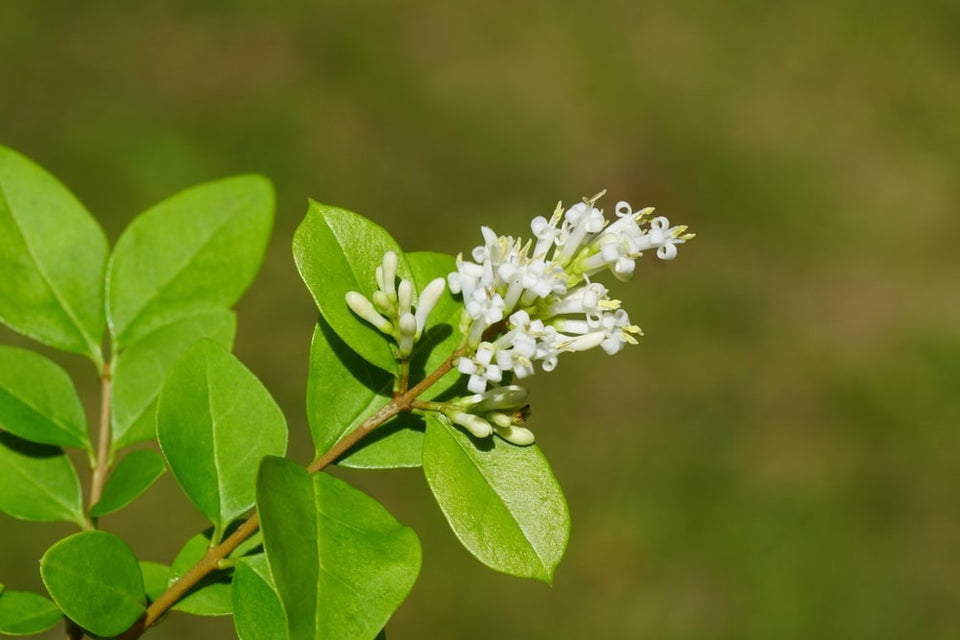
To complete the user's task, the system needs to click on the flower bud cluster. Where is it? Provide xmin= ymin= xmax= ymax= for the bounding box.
xmin=442 ymin=385 xmax=535 ymax=445
xmin=449 ymin=193 xmax=693 ymax=394
xmin=345 ymin=251 xmax=446 ymax=358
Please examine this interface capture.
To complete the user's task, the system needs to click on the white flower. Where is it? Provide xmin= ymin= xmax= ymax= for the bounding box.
xmin=458 ymin=342 xmax=503 ymax=393
xmin=444 ymin=191 xmax=692 ymax=442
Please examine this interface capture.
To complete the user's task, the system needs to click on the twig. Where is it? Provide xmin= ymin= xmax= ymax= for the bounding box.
xmin=121 ymin=346 xmax=467 ymax=638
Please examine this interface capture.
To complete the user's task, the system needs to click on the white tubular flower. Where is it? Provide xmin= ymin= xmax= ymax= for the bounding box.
xmin=627 ymin=216 xmax=691 ymax=261
xmin=458 ymin=342 xmax=503 ymax=393
xmin=465 ymin=289 xmax=505 ymax=346
xmin=530 ymin=203 xmax=564 ymax=259
xmin=556 ymin=201 xmax=606 ymax=263
xmin=546 ymin=281 xmax=615 ymax=316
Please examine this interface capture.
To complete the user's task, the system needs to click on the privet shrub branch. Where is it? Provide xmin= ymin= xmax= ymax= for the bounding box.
xmin=0 ymin=144 xmax=693 ymax=639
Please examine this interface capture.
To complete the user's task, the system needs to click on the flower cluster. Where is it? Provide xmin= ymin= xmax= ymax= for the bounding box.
xmin=449 ymin=192 xmax=693 ymax=395
xmin=345 ymin=251 xmax=446 ymax=358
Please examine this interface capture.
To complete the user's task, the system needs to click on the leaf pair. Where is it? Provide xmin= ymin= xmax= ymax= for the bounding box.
xmin=0 ymin=145 xmax=272 ymax=367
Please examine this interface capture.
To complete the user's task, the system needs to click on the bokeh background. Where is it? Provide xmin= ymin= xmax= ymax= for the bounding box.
xmin=1 ymin=1 xmax=959 ymax=638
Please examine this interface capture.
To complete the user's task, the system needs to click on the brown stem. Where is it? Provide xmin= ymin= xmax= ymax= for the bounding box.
xmin=124 ymin=346 xmax=468 ymax=638
xmin=88 ymin=363 xmax=112 ymax=514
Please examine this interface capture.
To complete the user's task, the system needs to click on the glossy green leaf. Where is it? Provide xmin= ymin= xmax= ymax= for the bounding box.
xmin=40 ymin=531 xmax=146 ymax=637
xmin=111 ymin=309 xmax=236 ymax=450
xmin=139 ymin=561 xmax=170 ymax=604
xmin=257 ymin=457 xmax=421 ymax=640
xmin=233 ymin=554 xmax=285 ymax=640
xmin=89 ymin=449 xmax=166 ymax=518
xmin=307 ymin=318 xmax=424 ymax=469
xmin=157 ymin=340 xmax=287 ymax=534
xmin=338 ymin=414 xmax=425 ymax=469
xmin=293 ymin=201 xmax=412 ymax=373
xmin=169 ymin=532 xmax=232 ymax=616
xmin=406 ymin=251 xmax=464 ymax=399
xmin=422 ymin=415 xmax=570 ymax=583
xmin=0 ymin=432 xmax=84 ymax=527
xmin=0 ymin=145 xmax=107 ymax=364
xmin=107 ymin=174 xmax=274 ymax=347
xmin=0 ymin=345 xmax=89 ymax=451
xmin=0 ymin=589 xmax=62 ymax=635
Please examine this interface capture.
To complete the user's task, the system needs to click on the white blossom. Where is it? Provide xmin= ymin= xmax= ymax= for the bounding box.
xmin=446 ymin=191 xmax=692 ymax=398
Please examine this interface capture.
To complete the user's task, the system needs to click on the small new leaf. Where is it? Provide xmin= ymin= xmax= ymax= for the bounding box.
xmin=89 ymin=449 xmax=166 ymax=518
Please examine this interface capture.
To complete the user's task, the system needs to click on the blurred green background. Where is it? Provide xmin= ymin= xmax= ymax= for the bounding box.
xmin=1 ymin=1 xmax=958 ymax=638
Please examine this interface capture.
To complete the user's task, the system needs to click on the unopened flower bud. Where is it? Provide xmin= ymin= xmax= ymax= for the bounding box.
xmin=465 ymin=385 xmax=529 ymax=413
xmin=448 ymin=411 xmax=493 ymax=438
xmin=494 ymin=425 xmax=535 ymax=446
xmin=378 ymin=251 xmax=399 ymax=299
xmin=345 ymin=291 xmax=394 ymax=334
xmin=487 ymin=411 xmax=514 ymax=429
xmin=397 ymin=312 xmax=417 ymax=357
xmin=415 ymin=277 xmax=446 ymax=337
xmin=372 ymin=289 xmax=394 ymax=316
xmin=398 ymin=278 xmax=414 ymax=318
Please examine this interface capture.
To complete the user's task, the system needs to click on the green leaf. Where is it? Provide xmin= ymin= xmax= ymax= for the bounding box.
xmin=0 ymin=145 xmax=108 ymax=364
xmin=40 ymin=531 xmax=146 ymax=637
xmin=257 ymin=457 xmax=421 ymax=640
xmin=0 ymin=432 xmax=84 ymax=527
xmin=406 ymin=251 xmax=463 ymax=399
xmin=139 ymin=562 xmax=170 ymax=604
xmin=0 ymin=345 xmax=89 ymax=451
xmin=0 ymin=589 xmax=62 ymax=635
xmin=111 ymin=309 xmax=236 ymax=450
xmin=107 ymin=174 xmax=274 ymax=348
xmin=422 ymin=415 xmax=570 ymax=583
xmin=338 ymin=414 xmax=425 ymax=469
xmin=307 ymin=318 xmax=424 ymax=469
xmin=157 ymin=340 xmax=287 ymax=534
xmin=169 ymin=532 xmax=232 ymax=616
xmin=293 ymin=201 xmax=412 ymax=373
xmin=233 ymin=554 xmax=285 ymax=640
xmin=89 ymin=449 xmax=166 ymax=518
